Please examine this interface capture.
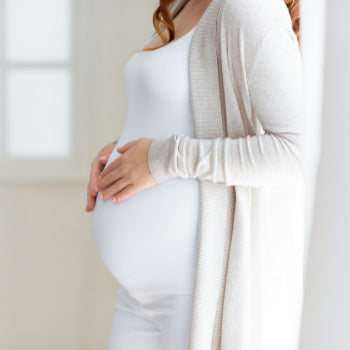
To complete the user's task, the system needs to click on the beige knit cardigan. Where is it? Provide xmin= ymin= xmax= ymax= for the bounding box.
xmin=147 ymin=0 xmax=305 ymax=349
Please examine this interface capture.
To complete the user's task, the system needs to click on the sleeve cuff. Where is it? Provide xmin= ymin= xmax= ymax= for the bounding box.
xmin=147 ymin=137 xmax=173 ymax=184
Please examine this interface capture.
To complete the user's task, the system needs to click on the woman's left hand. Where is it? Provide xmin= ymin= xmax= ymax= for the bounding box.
xmin=95 ymin=137 xmax=157 ymax=203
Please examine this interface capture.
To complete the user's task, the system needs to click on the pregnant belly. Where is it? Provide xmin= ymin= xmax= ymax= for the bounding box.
xmin=91 ymin=147 xmax=200 ymax=297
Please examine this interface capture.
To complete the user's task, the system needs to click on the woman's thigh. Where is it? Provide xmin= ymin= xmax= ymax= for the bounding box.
xmin=108 ymin=285 xmax=194 ymax=350
xmin=108 ymin=306 xmax=163 ymax=349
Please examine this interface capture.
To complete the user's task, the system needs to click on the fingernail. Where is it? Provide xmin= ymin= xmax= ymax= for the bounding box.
xmin=94 ymin=184 xmax=99 ymax=192
xmin=99 ymin=193 xmax=103 ymax=200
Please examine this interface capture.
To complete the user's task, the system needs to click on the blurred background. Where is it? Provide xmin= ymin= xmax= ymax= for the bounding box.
xmin=0 ymin=0 xmax=348 ymax=349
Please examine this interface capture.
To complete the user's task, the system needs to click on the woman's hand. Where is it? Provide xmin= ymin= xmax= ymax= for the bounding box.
xmin=95 ymin=137 xmax=157 ymax=203
xmin=85 ymin=142 xmax=116 ymax=212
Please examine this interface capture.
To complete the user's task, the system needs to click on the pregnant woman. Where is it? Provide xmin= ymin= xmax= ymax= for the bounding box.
xmin=86 ymin=0 xmax=304 ymax=349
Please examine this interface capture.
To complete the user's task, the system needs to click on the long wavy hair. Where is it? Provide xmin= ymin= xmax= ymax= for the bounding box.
xmin=144 ymin=0 xmax=301 ymax=51
xmin=284 ymin=0 xmax=300 ymax=49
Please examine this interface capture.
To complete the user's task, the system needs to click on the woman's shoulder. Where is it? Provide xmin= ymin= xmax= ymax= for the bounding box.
xmin=221 ymin=0 xmax=297 ymax=68
xmin=222 ymin=0 xmax=293 ymax=41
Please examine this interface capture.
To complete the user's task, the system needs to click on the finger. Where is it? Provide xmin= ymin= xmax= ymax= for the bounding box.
xmin=90 ymin=156 xmax=108 ymax=188
xmin=85 ymin=195 xmax=96 ymax=212
xmin=97 ymin=156 xmax=108 ymax=173
xmin=99 ymin=178 xmax=130 ymax=201
xmin=88 ymin=158 xmax=107 ymax=197
xmin=112 ymin=185 xmax=137 ymax=203
xmin=95 ymin=155 xmax=108 ymax=172
xmin=86 ymin=156 xmax=108 ymax=211
xmin=99 ymin=157 xmax=122 ymax=179
xmin=116 ymin=139 xmax=139 ymax=154
xmin=96 ymin=168 xmax=123 ymax=193
xmin=99 ymin=155 xmax=108 ymax=163
xmin=86 ymin=180 xmax=98 ymax=209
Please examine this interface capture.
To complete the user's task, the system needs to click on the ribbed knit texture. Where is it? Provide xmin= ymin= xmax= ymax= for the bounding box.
xmin=147 ymin=0 xmax=306 ymax=349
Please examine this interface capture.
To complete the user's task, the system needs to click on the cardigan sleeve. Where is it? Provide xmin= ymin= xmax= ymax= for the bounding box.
xmin=147 ymin=26 xmax=304 ymax=187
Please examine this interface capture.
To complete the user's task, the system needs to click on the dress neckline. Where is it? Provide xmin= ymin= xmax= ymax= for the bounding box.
xmin=139 ymin=25 xmax=197 ymax=53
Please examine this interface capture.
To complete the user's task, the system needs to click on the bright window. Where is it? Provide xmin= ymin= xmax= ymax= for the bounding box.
xmin=0 ymin=0 xmax=87 ymax=180
xmin=1 ymin=0 xmax=71 ymax=158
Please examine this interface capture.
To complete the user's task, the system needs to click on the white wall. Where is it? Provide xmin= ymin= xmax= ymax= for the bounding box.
xmin=0 ymin=1 xmax=158 ymax=349
xmin=299 ymin=0 xmax=326 ymax=266
xmin=299 ymin=0 xmax=350 ymax=348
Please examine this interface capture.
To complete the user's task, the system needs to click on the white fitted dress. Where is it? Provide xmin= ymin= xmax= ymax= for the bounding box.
xmin=91 ymin=26 xmax=200 ymax=306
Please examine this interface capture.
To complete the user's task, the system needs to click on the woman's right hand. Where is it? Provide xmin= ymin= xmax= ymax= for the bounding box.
xmin=85 ymin=142 xmax=117 ymax=212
